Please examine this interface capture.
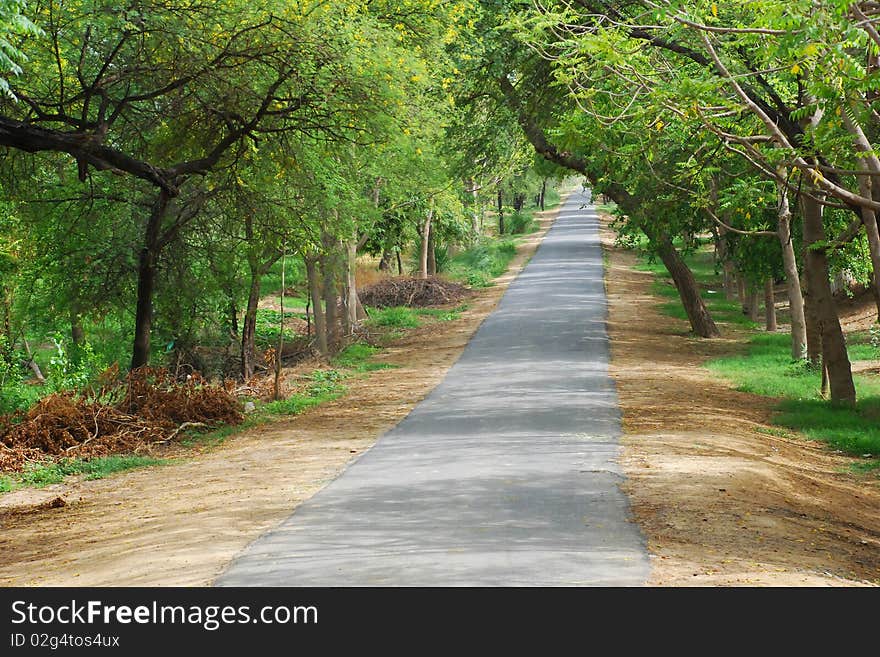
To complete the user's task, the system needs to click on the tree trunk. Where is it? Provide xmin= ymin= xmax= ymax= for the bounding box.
xmin=397 ymin=250 xmax=403 ymax=276
xmin=497 ymin=186 xmax=504 ymax=235
xmin=427 ymin=227 xmax=437 ymax=276
xmin=240 ymin=274 xmax=262 ymax=380
xmin=273 ymin=248 xmax=286 ymax=401
xmin=131 ymin=190 xmax=170 ymax=370
xmin=857 ymin=187 xmax=880 ymax=320
xmin=746 ymin=286 xmax=760 ymax=322
xmin=800 ymin=194 xmax=855 ymax=405
xmin=844 ymin=113 xmax=880 ymax=320
xmin=655 ymin=235 xmax=720 ymax=338
xmin=321 ymin=250 xmax=339 ymax=353
xmin=346 ymin=238 xmax=362 ymax=327
xmin=737 ymin=277 xmax=746 ymax=306
xmin=70 ymin=310 xmax=85 ymax=346
xmin=379 ymin=250 xmax=392 ymax=271
xmin=776 ymin=190 xmax=806 ymax=360
xmin=22 ymin=338 xmax=45 ymax=383
xmin=229 ymin=301 xmax=239 ymax=338
xmin=305 ymin=257 xmax=327 ymax=357
xmin=539 ymin=178 xmax=547 ymax=211
xmin=764 ymin=278 xmax=777 ymax=332
xmin=803 ymin=273 xmax=822 ymax=366
xmin=714 ymin=224 xmax=738 ymax=301
xmin=420 ymin=206 xmax=433 ymax=280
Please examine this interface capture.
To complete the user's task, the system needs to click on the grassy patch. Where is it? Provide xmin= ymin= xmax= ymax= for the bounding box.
xmin=446 ymin=238 xmax=518 ymax=287
xmin=260 ymin=255 xmax=306 ymax=296
xmin=543 ymin=187 xmax=561 ymax=209
xmin=850 ymin=460 xmax=880 ymax=475
xmin=332 ymin=343 xmax=396 ymax=372
xmin=708 ymin=332 xmax=880 ymax=458
xmin=263 ymin=389 xmax=344 ymax=415
xmin=709 ymin=333 xmax=880 ymax=400
xmin=416 ymin=304 xmax=467 ymax=322
xmin=255 ymin=307 xmax=305 ymax=344
xmin=632 ymin=237 xmax=880 ymax=462
xmin=184 ymin=416 xmax=263 ymax=447
xmin=504 ymin=209 xmax=538 ymax=235
xmin=640 ymin=247 xmax=759 ymax=329
xmin=773 ymin=399 xmax=880 ymax=456
xmin=74 ymin=455 xmax=168 ymax=480
xmin=3 ymin=455 xmax=167 ymax=491
xmin=754 ymin=426 xmax=793 ymax=438
xmin=367 ymin=306 xmax=421 ymax=328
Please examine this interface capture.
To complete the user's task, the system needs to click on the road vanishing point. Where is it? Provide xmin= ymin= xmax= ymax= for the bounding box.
xmin=217 ymin=190 xmax=650 ymax=586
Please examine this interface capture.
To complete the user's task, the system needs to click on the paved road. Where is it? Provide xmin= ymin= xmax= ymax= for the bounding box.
xmin=217 ymin=190 xmax=650 ymax=586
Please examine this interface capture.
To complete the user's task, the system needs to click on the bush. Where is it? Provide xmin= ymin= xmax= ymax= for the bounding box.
xmin=368 ymin=306 xmax=421 ymax=328
xmin=48 ymin=338 xmax=105 ymax=392
xmin=504 ymin=211 xmax=537 ymax=235
xmin=445 ymin=238 xmax=518 ymax=285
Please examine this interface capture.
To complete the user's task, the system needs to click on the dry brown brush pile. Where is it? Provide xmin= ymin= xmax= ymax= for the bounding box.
xmin=359 ymin=276 xmax=469 ymax=308
xmin=0 ymin=367 xmax=242 ymax=472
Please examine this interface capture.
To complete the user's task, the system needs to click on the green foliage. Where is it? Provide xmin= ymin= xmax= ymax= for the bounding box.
xmin=47 ymin=339 xmax=105 ymax=392
xmin=504 ymin=210 xmax=538 ymax=235
xmin=332 ymin=343 xmax=395 ymax=372
xmin=709 ymin=332 xmax=880 ymax=457
xmin=642 ymin=245 xmax=757 ymax=328
xmin=416 ymin=305 xmax=467 ymax=321
xmin=0 ymin=0 xmax=42 ymax=97
xmin=254 ymin=308 xmax=302 ymax=346
xmin=8 ymin=456 xmax=166 ymax=490
xmin=367 ymin=306 xmax=421 ymax=328
xmin=0 ymin=336 xmax=35 ymax=413
xmin=307 ymin=369 xmax=345 ymax=395
xmin=260 ymin=257 xmax=306 ymax=297
xmin=446 ymin=237 xmax=518 ymax=286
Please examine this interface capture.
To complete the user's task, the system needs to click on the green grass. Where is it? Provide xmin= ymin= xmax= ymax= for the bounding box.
xmin=543 ymin=187 xmax=562 ymax=210
xmin=709 ymin=333 xmax=880 ymax=401
xmin=415 ymin=304 xmax=468 ymax=322
xmin=332 ymin=343 xmax=396 ymax=372
xmin=367 ymin=306 xmax=421 ymax=328
xmin=260 ymin=255 xmax=306 ymax=296
xmin=633 ymin=238 xmax=880 ymax=464
xmin=504 ymin=209 xmax=538 ymax=235
xmin=708 ymin=332 xmax=880 ymax=459
xmin=3 ymin=455 xmax=167 ymax=491
xmin=774 ymin=399 xmax=880 ymax=456
xmin=639 ymin=247 xmax=759 ymax=329
xmin=263 ymin=389 xmax=344 ymax=415
xmin=446 ymin=238 xmax=518 ymax=287
xmin=850 ymin=460 xmax=880 ymax=474
xmin=255 ymin=307 xmax=306 ymax=344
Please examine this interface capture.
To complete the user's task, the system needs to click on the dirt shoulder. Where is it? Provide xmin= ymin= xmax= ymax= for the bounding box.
xmin=0 ymin=202 xmax=565 ymax=587
xmin=601 ymin=217 xmax=880 ymax=586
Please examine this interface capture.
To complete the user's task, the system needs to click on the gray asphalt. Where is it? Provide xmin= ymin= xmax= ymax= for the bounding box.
xmin=216 ymin=190 xmax=650 ymax=586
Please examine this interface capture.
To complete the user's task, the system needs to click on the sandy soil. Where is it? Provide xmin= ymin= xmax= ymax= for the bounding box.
xmin=601 ymin=217 xmax=880 ymax=586
xmin=0 ymin=202 xmax=564 ymax=587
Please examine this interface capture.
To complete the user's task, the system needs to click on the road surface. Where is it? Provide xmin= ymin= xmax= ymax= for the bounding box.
xmin=217 ymin=190 xmax=650 ymax=586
